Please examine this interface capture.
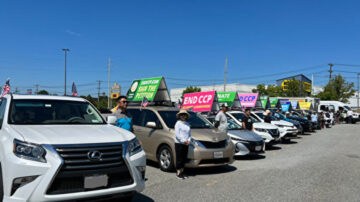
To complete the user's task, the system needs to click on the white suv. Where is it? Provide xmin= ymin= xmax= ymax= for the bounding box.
xmin=0 ymin=95 xmax=146 ymax=202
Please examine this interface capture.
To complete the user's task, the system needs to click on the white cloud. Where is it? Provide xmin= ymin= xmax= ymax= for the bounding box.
xmin=65 ymin=29 xmax=81 ymax=37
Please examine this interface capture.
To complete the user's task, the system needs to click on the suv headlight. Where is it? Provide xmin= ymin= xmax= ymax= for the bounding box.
xmin=255 ymin=128 xmax=267 ymax=132
xmin=13 ymin=139 xmax=46 ymax=163
xmin=275 ymin=124 xmax=285 ymax=128
xmin=191 ymin=139 xmax=206 ymax=148
xmin=127 ymin=138 xmax=143 ymax=157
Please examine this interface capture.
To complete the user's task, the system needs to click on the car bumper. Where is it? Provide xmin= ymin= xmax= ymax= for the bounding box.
xmin=3 ymin=146 xmax=146 ymax=202
xmin=232 ymin=140 xmax=265 ymax=156
xmin=186 ymin=142 xmax=235 ymax=168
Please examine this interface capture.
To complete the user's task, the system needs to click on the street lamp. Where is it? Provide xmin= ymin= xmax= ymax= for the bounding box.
xmin=62 ymin=48 xmax=70 ymax=96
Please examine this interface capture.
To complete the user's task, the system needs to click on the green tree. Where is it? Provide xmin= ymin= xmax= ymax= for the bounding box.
xmin=37 ymin=90 xmax=49 ymax=95
xmin=182 ymin=86 xmax=201 ymax=99
xmin=252 ymin=84 xmax=284 ymax=97
xmin=283 ymin=78 xmax=301 ymax=97
xmin=316 ymin=74 xmax=355 ymax=103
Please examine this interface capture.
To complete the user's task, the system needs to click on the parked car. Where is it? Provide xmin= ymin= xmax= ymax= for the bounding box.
xmin=127 ymin=107 xmax=235 ymax=172
xmin=251 ymin=111 xmax=298 ymax=142
xmin=0 ymin=94 xmax=146 ymax=202
xmin=200 ymin=113 xmax=265 ymax=156
xmin=226 ymin=111 xmax=280 ymax=146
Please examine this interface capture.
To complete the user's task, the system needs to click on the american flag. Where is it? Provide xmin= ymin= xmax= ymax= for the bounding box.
xmin=72 ymin=82 xmax=78 ymax=96
xmin=1 ymin=79 xmax=10 ymax=97
xmin=177 ymin=99 xmax=182 ymax=109
xmin=141 ymin=97 xmax=149 ymax=107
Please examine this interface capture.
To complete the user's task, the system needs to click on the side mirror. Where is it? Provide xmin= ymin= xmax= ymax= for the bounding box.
xmin=146 ymin=121 xmax=157 ymax=128
xmin=107 ymin=116 xmax=117 ymax=125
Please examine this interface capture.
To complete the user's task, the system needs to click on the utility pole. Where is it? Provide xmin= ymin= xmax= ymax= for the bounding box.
xmin=108 ymin=57 xmax=111 ymax=109
xmin=357 ymin=73 xmax=359 ymax=110
xmin=328 ymin=63 xmax=333 ymax=81
xmin=97 ymin=80 xmax=101 ymax=102
xmin=62 ymin=48 xmax=70 ymax=95
xmin=224 ymin=56 xmax=228 ymax=92
xmin=311 ymin=74 xmax=314 ymax=95
xmin=35 ymin=84 xmax=39 ymax=94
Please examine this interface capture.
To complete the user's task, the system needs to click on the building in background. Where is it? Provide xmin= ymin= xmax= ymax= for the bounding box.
xmin=276 ymin=74 xmax=312 ymax=96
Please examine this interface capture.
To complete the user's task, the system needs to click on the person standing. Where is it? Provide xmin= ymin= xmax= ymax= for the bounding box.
xmin=329 ymin=110 xmax=335 ymax=125
xmin=214 ymin=104 xmax=229 ymax=133
xmin=263 ymin=110 xmax=272 ymax=123
xmin=112 ymin=96 xmax=133 ymax=132
xmin=347 ymin=110 xmax=353 ymax=124
xmin=174 ymin=109 xmax=191 ymax=179
xmin=242 ymin=109 xmax=254 ymax=131
xmin=335 ymin=110 xmax=341 ymax=124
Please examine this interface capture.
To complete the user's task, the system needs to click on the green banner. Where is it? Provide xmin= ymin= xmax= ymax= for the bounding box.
xmin=217 ymin=92 xmax=237 ymax=107
xmin=127 ymin=77 xmax=162 ymax=101
xmin=269 ymin=97 xmax=279 ymax=108
xmin=260 ymin=96 xmax=268 ymax=108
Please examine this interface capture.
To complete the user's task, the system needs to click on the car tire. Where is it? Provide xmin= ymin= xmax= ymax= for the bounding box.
xmin=157 ymin=145 xmax=175 ymax=172
xmin=0 ymin=164 xmax=3 ymax=201
xmin=122 ymin=195 xmax=134 ymax=202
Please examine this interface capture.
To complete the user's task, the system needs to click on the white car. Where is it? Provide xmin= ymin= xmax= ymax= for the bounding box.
xmin=0 ymin=94 xmax=146 ymax=202
xmin=226 ymin=111 xmax=280 ymax=146
xmin=251 ymin=111 xmax=298 ymax=142
xmin=201 ymin=114 xmax=265 ymax=156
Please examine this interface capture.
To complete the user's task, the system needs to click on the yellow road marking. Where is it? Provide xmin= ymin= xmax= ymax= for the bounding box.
xmin=206 ymin=180 xmax=218 ymax=186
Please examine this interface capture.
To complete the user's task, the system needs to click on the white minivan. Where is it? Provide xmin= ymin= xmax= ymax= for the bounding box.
xmin=0 ymin=94 xmax=146 ymax=202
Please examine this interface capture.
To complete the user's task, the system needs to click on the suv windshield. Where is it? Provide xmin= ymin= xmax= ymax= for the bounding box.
xmin=158 ymin=111 xmax=211 ymax=129
xmin=9 ymin=99 xmax=105 ymax=125
xmin=231 ymin=112 xmax=259 ymax=123
xmin=255 ymin=112 xmax=277 ymax=121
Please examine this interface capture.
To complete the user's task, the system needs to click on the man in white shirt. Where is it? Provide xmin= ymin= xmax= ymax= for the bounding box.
xmin=215 ymin=104 xmax=229 ymax=133
xmin=347 ymin=110 xmax=353 ymax=124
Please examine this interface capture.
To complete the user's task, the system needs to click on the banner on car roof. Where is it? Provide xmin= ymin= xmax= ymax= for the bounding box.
xmin=237 ymin=93 xmax=258 ymax=108
xmin=260 ymin=96 xmax=270 ymax=109
xmin=182 ymin=91 xmax=218 ymax=112
xmin=126 ymin=77 xmax=171 ymax=103
xmin=299 ymin=102 xmax=313 ymax=110
xmin=217 ymin=92 xmax=241 ymax=108
xmin=269 ymin=98 xmax=279 ymax=108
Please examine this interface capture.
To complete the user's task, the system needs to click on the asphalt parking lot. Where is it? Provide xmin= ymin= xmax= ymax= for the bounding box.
xmin=133 ymin=123 xmax=360 ymax=202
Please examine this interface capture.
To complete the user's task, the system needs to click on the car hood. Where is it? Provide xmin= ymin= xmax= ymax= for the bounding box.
xmin=254 ymin=122 xmax=278 ymax=129
xmin=228 ymin=130 xmax=263 ymax=142
xmin=191 ymin=128 xmax=227 ymax=142
xmin=10 ymin=125 xmax=135 ymax=145
xmin=271 ymin=120 xmax=294 ymax=127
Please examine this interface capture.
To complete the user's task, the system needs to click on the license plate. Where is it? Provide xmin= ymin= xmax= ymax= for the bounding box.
xmin=213 ymin=151 xmax=223 ymax=159
xmin=293 ymin=132 xmax=297 ymax=135
xmin=84 ymin=174 xmax=108 ymax=189
xmin=255 ymin=146 xmax=262 ymax=151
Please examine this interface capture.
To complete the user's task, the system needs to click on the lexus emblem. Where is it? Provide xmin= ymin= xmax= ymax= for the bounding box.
xmin=212 ymin=137 xmax=218 ymax=142
xmin=87 ymin=150 xmax=102 ymax=161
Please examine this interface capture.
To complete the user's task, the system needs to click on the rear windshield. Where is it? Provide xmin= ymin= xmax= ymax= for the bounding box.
xmin=9 ymin=99 xmax=105 ymax=125
xmin=158 ymin=111 xmax=212 ymax=129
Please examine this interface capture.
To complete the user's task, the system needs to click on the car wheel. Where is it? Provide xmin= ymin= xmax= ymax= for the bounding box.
xmin=158 ymin=145 xmax=174 ymax=172
xmin=0 ymin=164 xmax=3 ymax=201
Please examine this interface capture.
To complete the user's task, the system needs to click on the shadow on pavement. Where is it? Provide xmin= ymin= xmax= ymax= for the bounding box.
xmin=266 ymin=145 xmax=282 ymax=150
xmin=185 ymin=165 xmax=237 ymax=176
xmin=301 ymin=132 xmax=312 ymax=136
xmin=234 ymin=154 xmax=266 ymax=161
xmin=281 ymin=140 xmax=298 ymax=145
xmin=132 ymin=193 xmax=155 ymax=202
xmin=146 ymin=160 xmax=160 ymax=169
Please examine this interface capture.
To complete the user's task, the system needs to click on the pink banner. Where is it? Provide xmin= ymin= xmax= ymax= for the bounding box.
xmin=238 ymin=93 xmax=258 ymax=108
xmin=182 ymin=91 xmax=215 ymax=112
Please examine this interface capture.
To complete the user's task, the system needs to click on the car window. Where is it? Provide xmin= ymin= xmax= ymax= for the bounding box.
xmin=8 ymin=99 xmax=105 ymax=125
xmin=158 ymin=111 xmax=211 ymax=129
xmin=127 ymin=109 xmax=142 ymax=126
xmin=0 ymin=99 xmax=7 ymax=129
xmin=142 ymin=110 xmax=162 ymax=128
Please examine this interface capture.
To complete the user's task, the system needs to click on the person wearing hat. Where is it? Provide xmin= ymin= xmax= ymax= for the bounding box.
xmin=263 ymin=110 xmax=272 ymax=123
xmin=174 ymin=109 xmax=191 ymax=179
xmin=215 ymin=103 xmax=229 ymax=133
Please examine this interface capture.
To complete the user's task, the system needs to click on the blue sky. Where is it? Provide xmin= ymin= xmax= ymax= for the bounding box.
xmin=1 ymin=0 xmax=360 ymax=96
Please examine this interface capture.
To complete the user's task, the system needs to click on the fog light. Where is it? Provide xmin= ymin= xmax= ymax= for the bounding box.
xmin=11 ymin=176 xmax=39 ymax=196
xmin=235 ymin=143 xmax=240 ymax=153
xmin=136 ymin=166 xmax=146 ymax=180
